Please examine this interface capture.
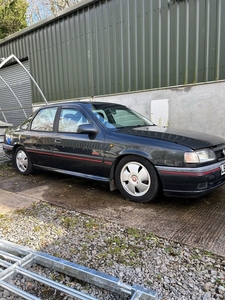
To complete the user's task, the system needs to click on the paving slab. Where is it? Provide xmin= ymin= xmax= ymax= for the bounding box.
xmin=0 ymin=188 xmax=39 ymax=213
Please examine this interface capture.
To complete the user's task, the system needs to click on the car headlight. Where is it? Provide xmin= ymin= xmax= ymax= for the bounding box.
xmin=184 ymin=149 xmax=216 ymax=163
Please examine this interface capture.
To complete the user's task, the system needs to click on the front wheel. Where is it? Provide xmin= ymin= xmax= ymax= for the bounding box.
xmin=115 ymin=155 xmax=159 ymax=203
xmin=14 ymin=147 xmax=33 ymax=175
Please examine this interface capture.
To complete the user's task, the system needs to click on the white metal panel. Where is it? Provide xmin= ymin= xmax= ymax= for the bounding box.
xmin=150 ymin=99 xmax=169 ymax=127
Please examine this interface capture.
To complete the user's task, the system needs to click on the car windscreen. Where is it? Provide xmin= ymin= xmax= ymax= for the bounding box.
xmin=91 ymin=106 xmax=154 ymax=129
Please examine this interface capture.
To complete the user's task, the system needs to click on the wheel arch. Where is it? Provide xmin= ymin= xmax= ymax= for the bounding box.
xmin=13 ymin=145 xmax=34 ymax=175
xmin=109 ymin=151 xmax=162 ymax=192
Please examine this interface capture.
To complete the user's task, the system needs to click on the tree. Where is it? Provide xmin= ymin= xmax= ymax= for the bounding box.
xmin=26 ymin=0 xmax=83 ymax=25
xmin=0 ymin=0 xmax=28 ymax=39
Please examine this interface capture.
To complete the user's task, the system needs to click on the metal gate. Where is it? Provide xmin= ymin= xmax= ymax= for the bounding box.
xmin=0 ymin=239 xmax=158 ymax=300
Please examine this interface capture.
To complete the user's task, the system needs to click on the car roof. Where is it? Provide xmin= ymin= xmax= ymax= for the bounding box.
xmin=44 ymin=101 xmax=126 ymax=109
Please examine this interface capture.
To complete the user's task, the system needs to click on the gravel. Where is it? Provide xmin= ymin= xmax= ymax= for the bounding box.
xmin=0 ymin=202 xmax=224 ymax=299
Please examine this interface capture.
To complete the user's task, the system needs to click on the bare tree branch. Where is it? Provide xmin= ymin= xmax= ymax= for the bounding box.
xmin=26 ymin=0 xmax=83 ymax=25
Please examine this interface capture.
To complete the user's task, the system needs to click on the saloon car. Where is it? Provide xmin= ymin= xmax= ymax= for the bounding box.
xmin=3 ymin=101 xmax=225 ymax=203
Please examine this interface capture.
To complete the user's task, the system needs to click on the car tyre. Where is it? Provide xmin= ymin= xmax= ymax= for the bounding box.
xmin=14 ymin=147 xmax=33 ymax=175
xmin=115 ymin=155 xmax=159 ymax=203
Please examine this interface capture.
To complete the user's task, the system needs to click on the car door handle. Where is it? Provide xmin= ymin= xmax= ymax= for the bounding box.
xmin=55 ymin=138 xmax=61 ymax=144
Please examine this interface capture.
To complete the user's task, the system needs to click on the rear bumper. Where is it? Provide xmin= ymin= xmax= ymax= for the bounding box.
xmin=156 ymin=161 xmax=225 ymax=197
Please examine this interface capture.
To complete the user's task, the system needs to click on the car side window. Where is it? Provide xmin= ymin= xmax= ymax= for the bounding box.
xmin=31 ymin=107 xmax=57 ymax=131
xmin=58 ymin=108 xmax=89 ymax=133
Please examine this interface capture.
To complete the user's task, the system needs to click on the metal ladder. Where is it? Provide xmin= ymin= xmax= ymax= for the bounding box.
xmin=0 ymin=239 xmax=158 ymax=300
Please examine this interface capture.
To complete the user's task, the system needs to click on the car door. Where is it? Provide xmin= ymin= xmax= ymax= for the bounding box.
xmin=52 ymin=107 xmax=106 ymax=178
xmin=23 ymin=106 xmax=57 ymax=167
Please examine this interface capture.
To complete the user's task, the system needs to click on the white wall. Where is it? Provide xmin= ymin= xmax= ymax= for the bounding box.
xmin=93 ymin=80 xmax=225 ymax=139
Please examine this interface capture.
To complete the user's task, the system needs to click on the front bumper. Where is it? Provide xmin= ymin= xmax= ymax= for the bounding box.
xmin=2 ymin=143 xmax=13 ymax=159
xmin=156 ymin=160 xmax=225 ymax=197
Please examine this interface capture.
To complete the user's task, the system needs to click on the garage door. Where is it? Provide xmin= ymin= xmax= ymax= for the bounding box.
xmin=0 ymin=61 xmax=32 ymax=126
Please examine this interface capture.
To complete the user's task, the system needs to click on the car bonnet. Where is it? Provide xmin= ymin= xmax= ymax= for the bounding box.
xmin=117 ymin=126 xmax=225 ymax=150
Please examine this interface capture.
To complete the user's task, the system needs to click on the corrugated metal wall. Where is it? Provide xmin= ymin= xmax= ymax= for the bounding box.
xmin=0 ymin=0 xmax=224 ymax=103
xmin=0 ymin=61 xmax=33 ymax=125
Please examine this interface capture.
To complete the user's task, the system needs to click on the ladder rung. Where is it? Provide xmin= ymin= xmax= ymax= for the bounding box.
xmin=0 ymin=239 xmax=158 ymax=300
xmin=0 ymin=279 xmax=41 ymax=300
xmin=17 ymin=266 xmax=98 ymax=300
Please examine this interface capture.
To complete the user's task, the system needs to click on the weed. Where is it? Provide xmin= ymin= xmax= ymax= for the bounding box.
xmin=155 ymin=273 xmax=162 ymax=281
xmin=164 ymin=247 xmax=180 ymax=256
xmin=86 ymin=234 xmax=99 ymax=240
xmin=203 ymin=250 xmax=214 ymax=258
xmin=84 ymin=219 xmax=99 ymax=229
xmin=106 ymin=236 xmax=125 ymax=247
xmin=146 ymin=233 xmax=159 ymax=244
xmin=60 ymin=216 xmax=78 ymax=229
xmin=33 ymin=225 xmax=41 ymax=232
xmin=127 ymin=228 xmax=140 ymax=238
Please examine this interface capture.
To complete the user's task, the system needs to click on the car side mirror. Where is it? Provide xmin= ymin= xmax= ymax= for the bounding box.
xmin=77 ymin=124 xmax=98 ymax=134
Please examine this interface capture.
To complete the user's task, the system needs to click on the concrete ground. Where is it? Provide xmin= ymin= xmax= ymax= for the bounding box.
xmin=0 ymin=162 xmax=225 ymax=258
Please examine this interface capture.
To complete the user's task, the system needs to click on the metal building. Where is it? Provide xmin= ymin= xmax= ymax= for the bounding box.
xmin=0 ymin=0 xmax=225 ymax=124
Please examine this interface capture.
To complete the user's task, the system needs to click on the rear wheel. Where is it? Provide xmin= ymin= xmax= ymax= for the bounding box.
xmin=115 ymin=155 xmax=159 ymax=203
xmin=14 ymin=147 xmax=33 ymax=175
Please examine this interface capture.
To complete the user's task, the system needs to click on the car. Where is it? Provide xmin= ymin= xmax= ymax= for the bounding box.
xmin=3 ymin=101 xmax=225 ymax=203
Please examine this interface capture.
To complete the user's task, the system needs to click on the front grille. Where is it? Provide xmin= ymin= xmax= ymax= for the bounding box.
xmin=214 ymin=144 xmax=225 ymax=160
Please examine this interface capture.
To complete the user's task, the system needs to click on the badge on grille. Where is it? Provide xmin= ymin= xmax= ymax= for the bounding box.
xmin=223 ymin=149 xmax=225 ymax=156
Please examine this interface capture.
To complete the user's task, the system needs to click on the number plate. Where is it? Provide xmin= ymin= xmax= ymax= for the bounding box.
xmin=221 ymin=164 xmax=225 ymax=175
